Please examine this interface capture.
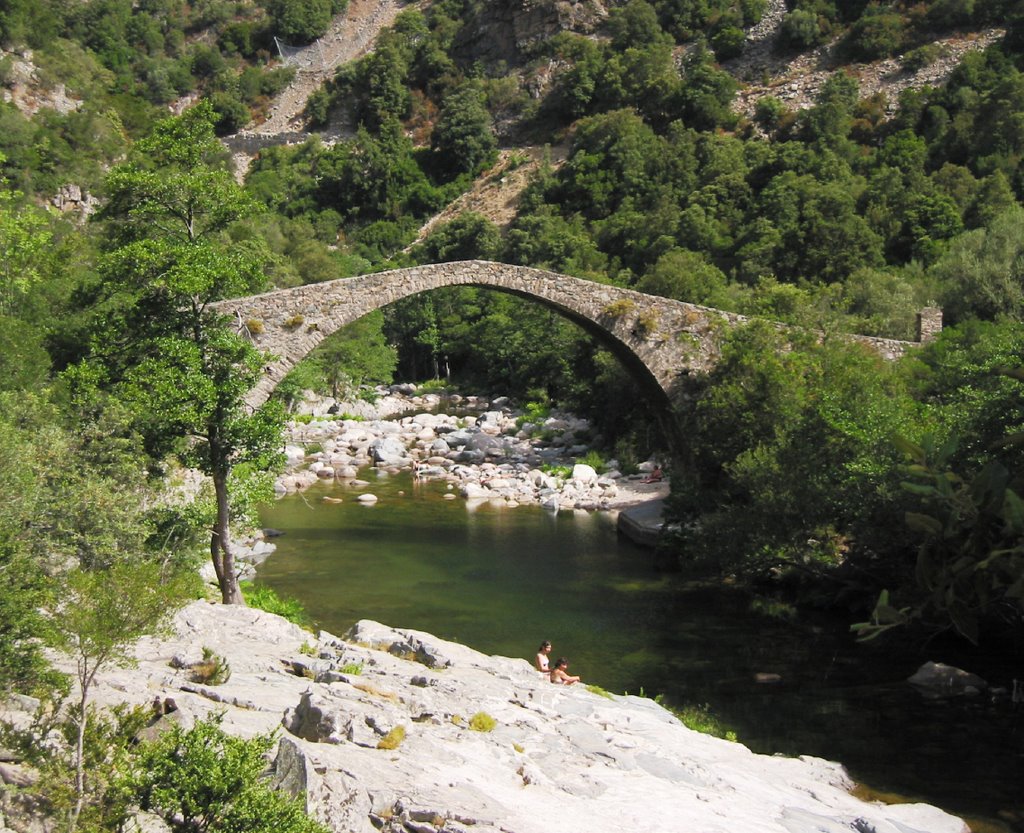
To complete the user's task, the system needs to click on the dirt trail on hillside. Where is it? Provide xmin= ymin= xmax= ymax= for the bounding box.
xmin=402 ymin=145 xmax=569 ymax=250
xmin=223 ymin=0 xmax=411 ymax=173
xmin=257 ymin=0 xmax=408 ymax=135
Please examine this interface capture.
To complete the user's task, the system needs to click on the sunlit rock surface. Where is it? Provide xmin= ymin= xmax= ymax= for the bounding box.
xmin=71 ymin=602 xmax=968 ymax=833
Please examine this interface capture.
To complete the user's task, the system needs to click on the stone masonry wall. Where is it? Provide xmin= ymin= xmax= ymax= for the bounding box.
xmin=212 ymin=260 xmax=925 ymax=412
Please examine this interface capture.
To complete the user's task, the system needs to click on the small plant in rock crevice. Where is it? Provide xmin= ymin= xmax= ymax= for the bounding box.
xmin=468 ymin=712 xmax=496 ymax=732
xmin=190 ymin=647 xmax=231 ymax=685
xmin=377 ymin=725 xmax=406 ymax=750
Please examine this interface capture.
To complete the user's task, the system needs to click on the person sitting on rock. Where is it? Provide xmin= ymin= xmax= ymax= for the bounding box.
xmin=535 ymin=640 xmax=552 ymax=674
xmin=550 ymin=657 xmax=580 ymax=685
xmin=642 ymin=464 xmax=664 ymax=484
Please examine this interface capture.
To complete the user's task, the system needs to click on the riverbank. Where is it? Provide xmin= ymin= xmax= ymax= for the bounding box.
xmin=3 ymin=601 xmax=969 ymax=833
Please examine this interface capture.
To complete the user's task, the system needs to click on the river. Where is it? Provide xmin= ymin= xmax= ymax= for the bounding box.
xmin=257 ymin=468 xmax=1023 ymax=833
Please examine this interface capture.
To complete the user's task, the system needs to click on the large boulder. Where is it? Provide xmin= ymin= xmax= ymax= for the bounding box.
xmin=571 ymin=463 xmax=598 ymax=485
xmin=369 ymin=436 xmax=406 ymax=466
xmin=907 ymin=661 xmax=987 ymax=697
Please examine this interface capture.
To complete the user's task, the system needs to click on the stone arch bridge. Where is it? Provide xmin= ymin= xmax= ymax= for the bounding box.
xmin=213 ymin=260 xmax=938 ymax=440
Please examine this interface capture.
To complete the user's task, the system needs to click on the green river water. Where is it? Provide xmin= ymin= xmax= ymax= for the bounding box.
xmin=257 ymin=468 xmax=1023 ymax=832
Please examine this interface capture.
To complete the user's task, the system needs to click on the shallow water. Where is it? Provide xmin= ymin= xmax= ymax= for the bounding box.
xmin=258 ymin=469 xmax=1024 ymax=831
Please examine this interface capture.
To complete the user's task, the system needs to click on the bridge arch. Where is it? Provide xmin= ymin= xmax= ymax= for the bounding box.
xmin=212 ymin=260 xmax=923 ymax=442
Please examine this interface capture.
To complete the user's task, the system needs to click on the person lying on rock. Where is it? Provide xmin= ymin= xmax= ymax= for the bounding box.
xmin=550 ymin=657 xmax=581 ymax=685
xmin=535 ymin=640 xmax=552 ymax=674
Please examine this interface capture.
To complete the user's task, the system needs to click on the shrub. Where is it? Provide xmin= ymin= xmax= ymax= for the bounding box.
xmin=126 ymin=718 xmax=329 ymax=833
xmin=778 ymin=9 xmax=825 ymax=50
xmin=207 ymin=91 xmax=250 ymax=135
xmin=468 ymin=712 xmax=496 ymax=732
xmin=754 ymin=96 xmax=787 ymax=130
xmin=711 ymin=26 xmax=746 ymax=61
xmin=190 ymin=646 xmax=232 ymax=685
xmin=603 ymin=299 xmax=636 ymax=318
xmin=266 ymin=0 xmax=333 ymax=43
xmin=656 ymin=698 xmax=737 ymax=741
xmin=283 ymin=314 xmax=305 ymax=328
xmin=241 ymin=582 xmax=311 ymax=626
xmin=245 ymin=318 xmax=264 ymax=335
xmin=339 ymin=662 xmax=364 ymax=675
xmin=576 ymin=450 xmax=606 ymax=472
xmin=842 ymin=12 xmax=905 ymax=61
xmin=636 ymin=310 xmax=659 ymax=335
xmin=540 ymin=463 xmax=571 ymax=479
xmin=902 ymin=43 xmax=950 ymax=72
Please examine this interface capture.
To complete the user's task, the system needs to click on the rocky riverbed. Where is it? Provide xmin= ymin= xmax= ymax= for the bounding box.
xmin=1 ymin=602 xmax=971 ymax=833
xmin=275 ymin=387 xmax=669 ymax=513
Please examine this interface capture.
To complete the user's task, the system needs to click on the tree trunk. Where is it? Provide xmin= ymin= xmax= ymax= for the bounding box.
xmin=68 ymin=674 xmax=89 ymax=833
xmin=211 ymin=468 xmax=245 ymax=605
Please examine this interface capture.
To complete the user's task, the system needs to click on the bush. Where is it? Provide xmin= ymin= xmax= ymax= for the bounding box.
xmin=241 ymin=582 xmax=312 ymax=626
xmin=190 ymin=647 xmax=232 ymax=685
xmin=657 ymin=698 xmax=737 ymax=741
xmin=468 ymin=712 xmax=496 ymax=732
xmin=711 ymin=26 xmax=746 ymax=61
xmin=778 ymin=9 xmax=825 ymax=50
xmin=207 ymin=91 xmax=250 ymax=135
xmin=902 ymin=43 xmax=950 ymax=72
xmin=842 ymin=12 xmax=905 ymax=61
xmin=127 ymin=719 xmax=329 ymax=833
xmin=576 ymin=450 xmax=606 ymax=471
xmin=266 ymin=0 xmax=333 ymax=43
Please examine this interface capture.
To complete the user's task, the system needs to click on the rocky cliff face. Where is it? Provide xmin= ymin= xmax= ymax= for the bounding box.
xmin=8 ymin=601 xmax=969 ymax=833
xmin=452 ymin=0 xmax=611 ymax=65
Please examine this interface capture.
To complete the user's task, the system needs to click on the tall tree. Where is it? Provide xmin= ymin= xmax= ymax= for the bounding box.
xmin=92 ymin=102 xmax=283 ymax=604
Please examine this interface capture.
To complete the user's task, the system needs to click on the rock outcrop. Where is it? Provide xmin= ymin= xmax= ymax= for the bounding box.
xmin=35 ymin=601 xmax=969 ymax=833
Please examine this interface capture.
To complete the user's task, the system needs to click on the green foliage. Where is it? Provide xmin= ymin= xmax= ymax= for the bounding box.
xmin=468 ymin=711 xmax=496 ymax=732
xmin=585 ymin=684 xmax=614 ymax=699
xmin=657 ymin=697 xmax=737 ymax=741
xmin=778 ymin=9 xmax=827 ymax=50
xmin=52 ymin=560 xmax=193 ymax=830
xmin=431 ymin=81 xmax=497 ymax=178
xmin=127 ymin=718 xmax=330 ymax=833
xmin=576 ymin=450 xmax=607 ymax=471
xmin=339 ymin=662 xmax=364 ymax=675
xmin=929 ymin=206 xmax=1024 ymax=324
xmin=89 ymin=102 xmax=284 ymax=605
xmin=0 ymin=538 xmax=59 ymax=695
xmin=0 ymin=153 xmax=53 ymax=316
xmin=279 ymin=311 xmax=398 ymax=402
xmin=841 ymin=9 xmax=906 ymax=61
xmin=241 ymin=582 xmax=312 ymax=626
xmin=3 ymin=702 xmax=149 ymax=832
xmin=862 ymin=429 xmax=1024 ymax=643
xmin=191 ymin=647 xmax=233 ymax=685
xmin=668 ymin=321 xmax=921 ymax=581
xmin=266 ymin=0 xmax=334 ymax=43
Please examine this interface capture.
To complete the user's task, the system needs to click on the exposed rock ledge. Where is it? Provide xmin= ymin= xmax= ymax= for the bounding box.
xmin=51 ymin=601 xmax=966 ymax=833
